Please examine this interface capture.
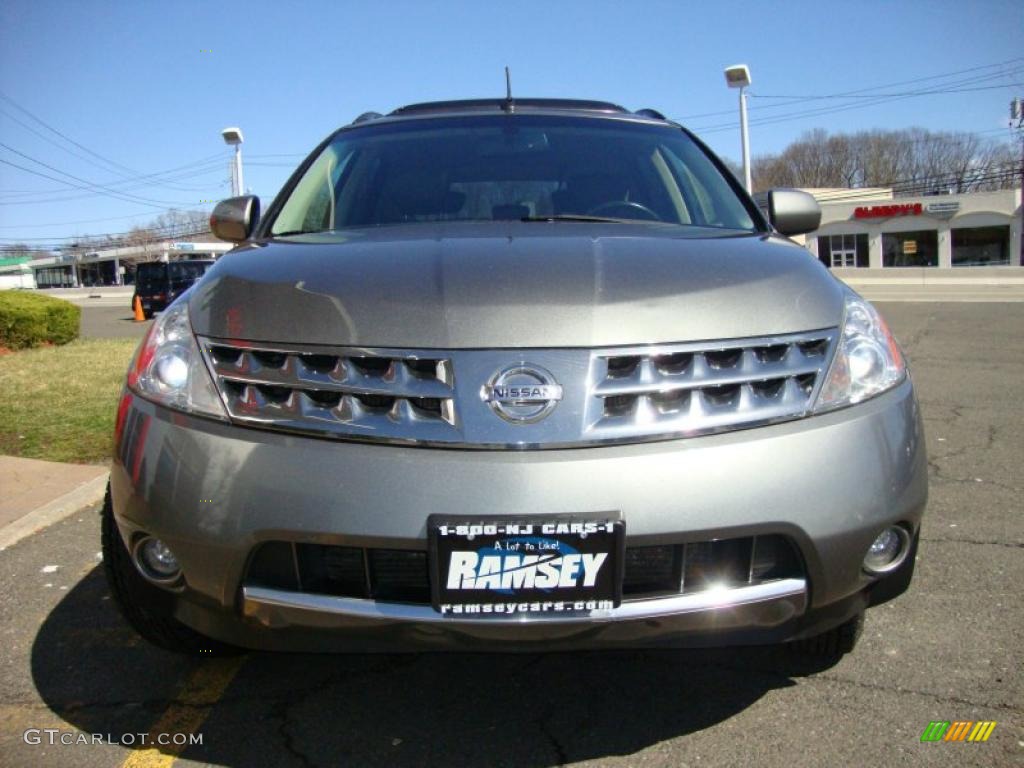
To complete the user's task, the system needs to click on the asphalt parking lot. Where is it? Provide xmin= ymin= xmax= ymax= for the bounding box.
xmin=1 ymin=302 xmax=1021 ymax=767
xmin=79 ymin=305 xmax=152 ymax=340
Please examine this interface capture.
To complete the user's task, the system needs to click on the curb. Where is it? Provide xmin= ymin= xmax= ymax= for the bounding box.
xmin=0 ymin=472 xmax=109 ymax=550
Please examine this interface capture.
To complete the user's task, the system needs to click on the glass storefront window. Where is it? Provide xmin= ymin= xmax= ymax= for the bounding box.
xmin=952 ymin=226 xmax=1010 ymax=267
xmin=817 ymin=234 xmax=869 ymax=268
xmin=883 ymin=230 xmax=938 ymax=267
xmin=35 ymin=266 xmax=74 ymax=288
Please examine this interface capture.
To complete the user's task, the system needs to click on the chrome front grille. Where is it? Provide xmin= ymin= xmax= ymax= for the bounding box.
xmin=199 ymin=340 xmax=459 ymax=443
xmin=587 ymin=331 xmax=836 ymax=440
xmin=198 ymin=329 xmax=837 ymax=448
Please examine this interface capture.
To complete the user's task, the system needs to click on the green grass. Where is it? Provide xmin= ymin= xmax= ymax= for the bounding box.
xmin=0 ymin=338 xmax=138 ymax=464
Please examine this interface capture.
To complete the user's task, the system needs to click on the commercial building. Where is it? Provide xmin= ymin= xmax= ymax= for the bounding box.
xmin=805 ymin=188 xmax=1022 ymax=270
xmin=0 ymin=256 xmax=34 ymax=289
xmin=0 ymin=237 xmax=233 ymax=290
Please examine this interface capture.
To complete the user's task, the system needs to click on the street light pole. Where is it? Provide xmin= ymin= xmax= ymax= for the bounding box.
xmin=724 ymin=64 xmax=753 ymax=194
xmin=233 ymin=144 xmax=244 ymax=196
xmin=221 ymin=127 xmax=245 ymax=196
xmin=738 ymin=85 xmax=751 ymax=193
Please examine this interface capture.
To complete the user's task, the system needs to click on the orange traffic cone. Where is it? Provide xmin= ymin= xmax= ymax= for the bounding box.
xmin=133 ymin=295 xmax=146 ymax=322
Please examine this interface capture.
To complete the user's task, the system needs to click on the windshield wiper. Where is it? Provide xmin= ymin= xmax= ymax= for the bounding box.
xmin=273 ymin=229 xmax=325 ymax=237
xmin=520 ymin=214 xmax=630 ymax=224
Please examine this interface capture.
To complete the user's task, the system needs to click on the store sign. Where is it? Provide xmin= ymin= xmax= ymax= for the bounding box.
xmin=171 ymin=243 xmax=196 ymax=251
xmin=854 ymin=203 xmax=923 ymax=219
xmin=926 ymin=202 xmax=960 ymax=218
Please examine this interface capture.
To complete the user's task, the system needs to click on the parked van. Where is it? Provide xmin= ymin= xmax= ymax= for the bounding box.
xmin=131 ymin=260 xmax=214 ymax=318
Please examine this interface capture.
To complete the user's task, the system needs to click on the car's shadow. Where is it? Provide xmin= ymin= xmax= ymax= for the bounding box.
xmin=32 ymin=566 xmax=839 ymax=767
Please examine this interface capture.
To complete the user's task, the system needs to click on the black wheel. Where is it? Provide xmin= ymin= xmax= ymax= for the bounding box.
xmin=101 ymin=485 xmax=238 ymax=656
xmin=790 ymin=611 xmax=864 ymax=659
xmin=143 ymin=309 xmax=154 ymax=320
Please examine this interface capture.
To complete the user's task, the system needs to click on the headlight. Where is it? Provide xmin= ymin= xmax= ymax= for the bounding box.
xmin=814 ymin=292 xmax=906 ymax=412
xmin=127 ymin=297 xmax=227 ymax=420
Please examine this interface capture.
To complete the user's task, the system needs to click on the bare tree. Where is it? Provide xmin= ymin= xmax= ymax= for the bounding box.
xmin=124 ymin=226 xmax=161 ymax=262
xmin=720 ymin=156 xmax=744 ymax=183
xmin=153 ymin=208 xmax=210 ymax=238
xmin=49 ymin=209 xmax=211 ymax=256
xmin=751 ymin=128 xmax=1017 ymax=195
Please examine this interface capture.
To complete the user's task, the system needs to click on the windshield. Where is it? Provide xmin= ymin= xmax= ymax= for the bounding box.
xmin=269 ymin=116 xmax=757 ymax=236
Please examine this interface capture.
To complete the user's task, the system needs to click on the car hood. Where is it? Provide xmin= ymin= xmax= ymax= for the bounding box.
xmin=189 ymin=223 xmax=844 ymax=348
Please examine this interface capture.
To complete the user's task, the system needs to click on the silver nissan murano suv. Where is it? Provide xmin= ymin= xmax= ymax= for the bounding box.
xmin=103 ymin=98 xmax=927 ymax=657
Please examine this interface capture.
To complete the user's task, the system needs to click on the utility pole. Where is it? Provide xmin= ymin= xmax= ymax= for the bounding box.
xmin=1012 ymin=98 xmax=1023 ymax=265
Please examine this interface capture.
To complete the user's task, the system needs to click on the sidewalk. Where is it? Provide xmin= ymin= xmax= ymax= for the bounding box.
xmin=0 ymin=456 xmax=108 ymax=549
xmin=832 ymin=267 xmax=1024 ymax=302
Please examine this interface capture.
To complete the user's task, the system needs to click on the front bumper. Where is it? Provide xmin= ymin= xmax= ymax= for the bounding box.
xmin=110 ymin=378 xmax=927 ymax=652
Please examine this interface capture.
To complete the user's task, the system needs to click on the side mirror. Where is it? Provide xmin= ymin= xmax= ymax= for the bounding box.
xmin=210 ymin=195 xmax=260 ymax=242
xmin=766 ymin=189 xmax=820 ymax=237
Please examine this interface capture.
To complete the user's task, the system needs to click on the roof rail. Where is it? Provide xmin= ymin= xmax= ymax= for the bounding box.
xmin=352 ymin=111 xmax=384 ymax=124
xmin=389 ymin=98 xmax=628 ymax=116
xmin=634 ymin=108 xmax=667 ymax=120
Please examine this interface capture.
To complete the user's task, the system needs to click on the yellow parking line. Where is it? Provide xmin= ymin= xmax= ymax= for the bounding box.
xmin=120 ymin=656 xmax=245 ymax=768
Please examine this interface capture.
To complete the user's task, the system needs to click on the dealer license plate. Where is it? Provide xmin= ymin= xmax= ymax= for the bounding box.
xmin=428 ymin=514 xmax=624 ymax=616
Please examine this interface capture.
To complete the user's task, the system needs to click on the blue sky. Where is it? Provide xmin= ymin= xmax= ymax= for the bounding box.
xmin=1 ymin=0 xmax=1021 ymax=247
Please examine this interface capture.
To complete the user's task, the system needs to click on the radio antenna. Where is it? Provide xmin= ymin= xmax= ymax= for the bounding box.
xmin=502 ymin=66 xmax=514 ymax=113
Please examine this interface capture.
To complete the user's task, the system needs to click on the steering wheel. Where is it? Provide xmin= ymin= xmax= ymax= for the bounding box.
xmin=586 ymin=200 xmax=661 ymax=221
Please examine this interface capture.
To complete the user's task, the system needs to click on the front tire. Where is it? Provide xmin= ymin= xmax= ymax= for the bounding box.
xmin=101 ymin=485 xmax=237 ymax=656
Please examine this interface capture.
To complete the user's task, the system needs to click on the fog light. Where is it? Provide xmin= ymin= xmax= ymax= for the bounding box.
xmin=863 ymin=526 xmax=909 ymax=575
xmin=134 ymin=536 xmax=181 ymax=583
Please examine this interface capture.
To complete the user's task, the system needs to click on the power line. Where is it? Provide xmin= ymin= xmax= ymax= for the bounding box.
xmin=0 ymin=218 xmax=213 ymax=244
xmin=691 ymin=72 xmax=1023 ymax=135
xmin=0 ymin=160 xmax=228 ymax=204
xmin=0 ymin=156 xmax=165 ymax=210
xmin=0 ymin=92 xmax=244 ymax=200
xmin=744 ymin=63 xmax=1022 ymax=108
xmin=0 ymin=143 xmax=209 ymax=208
xmin=0 ymin=165 xmax=222 ymax=201
xmin=0 ymin=151 xmax=228 ymax=199
xmin=0 ymin=106 xmax=224 ymax=195
xmin=676 ymin=56 xmax=1024 ymax=121
xmin=0 ymin=90 xmax=141 ymax=177
xmin=751 ymin=82 xmax=1023 ymax=100
xmin=245 ymin=161 xmax=302 ymax=168
xmin=0 ymin=207 xmax=213 ymax=229
xmin=684 ymin=65 xmax=1023 ymax=133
